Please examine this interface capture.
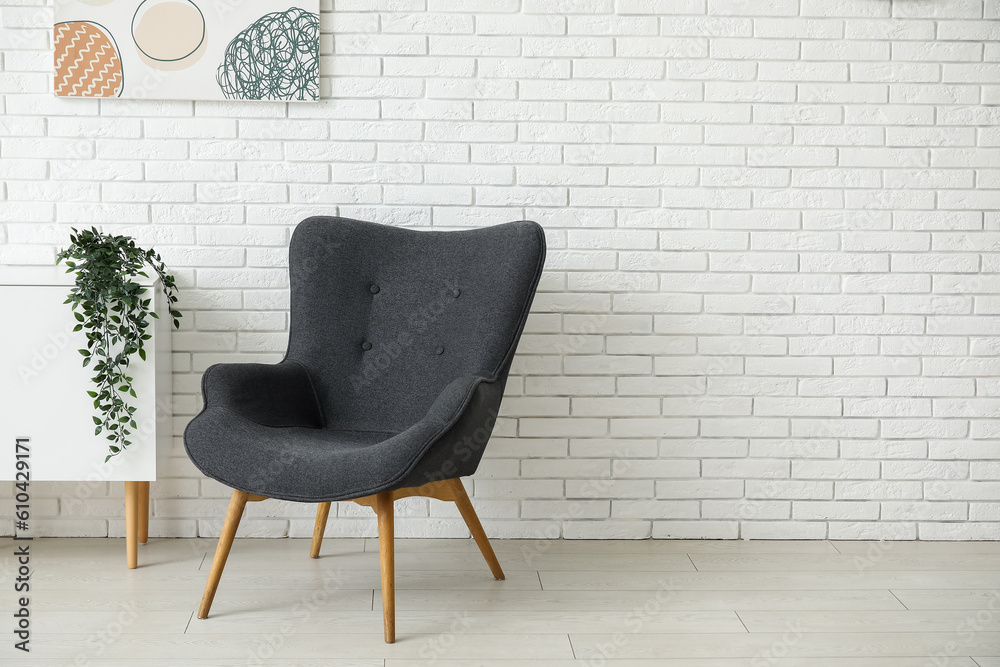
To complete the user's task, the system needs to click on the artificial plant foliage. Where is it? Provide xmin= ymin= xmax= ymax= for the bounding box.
xmin=57 ymin=228 xmax=181 ymax=462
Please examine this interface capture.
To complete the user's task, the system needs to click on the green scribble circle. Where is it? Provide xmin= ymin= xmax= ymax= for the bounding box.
xmin=217 ymin=7 xmax=319 ymax=101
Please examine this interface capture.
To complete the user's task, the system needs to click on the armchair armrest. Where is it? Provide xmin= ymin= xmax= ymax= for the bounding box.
xmin=383 ymin=374 xmax=506 ymax=490
xmin=423 ymin=374 xmax=502 ymax=427
xmin=201 ymin=360 xmax=324 ymax=428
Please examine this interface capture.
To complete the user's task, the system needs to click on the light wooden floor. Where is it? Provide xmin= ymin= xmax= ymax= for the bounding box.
xmin=3 ymin=537 xmax=1000 ymax=665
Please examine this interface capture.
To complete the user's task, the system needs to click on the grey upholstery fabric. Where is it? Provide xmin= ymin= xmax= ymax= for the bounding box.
xmin=184 ymin=217 xmax=546 ymax=502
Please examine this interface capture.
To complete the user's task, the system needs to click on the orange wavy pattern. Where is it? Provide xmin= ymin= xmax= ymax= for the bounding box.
xmin=54 ymin=21 xmax=123 ymax=98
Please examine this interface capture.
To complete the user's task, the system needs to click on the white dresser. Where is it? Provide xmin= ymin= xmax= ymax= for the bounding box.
xmin=0 ymin=269 xmax=172 ymax=567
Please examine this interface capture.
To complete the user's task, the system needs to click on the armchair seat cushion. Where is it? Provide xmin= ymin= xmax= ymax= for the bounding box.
xmin=186 ymin=408 xmax=431 ymax=502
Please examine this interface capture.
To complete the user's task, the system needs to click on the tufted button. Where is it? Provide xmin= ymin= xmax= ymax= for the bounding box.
xmin=450 ymin=288 xmax=460 ymax=298
xmin=369 ymin=284 xmax=380 ymax=294
xmin=435 ymin=346 xmax=445 ymax=355
xmin=361 ymin=341 xmax=372 ymax=351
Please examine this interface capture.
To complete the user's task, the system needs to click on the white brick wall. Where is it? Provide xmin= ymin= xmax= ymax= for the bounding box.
xmin=2 ymin=0 xmax=999 ymax=540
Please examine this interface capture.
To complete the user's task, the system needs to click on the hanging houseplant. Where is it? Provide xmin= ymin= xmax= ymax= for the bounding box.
xmin=57 ymin=228 xmax=181 ymax=462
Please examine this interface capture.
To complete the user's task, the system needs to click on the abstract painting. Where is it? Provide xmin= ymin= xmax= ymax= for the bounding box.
xmin=53 ymin=0 xmax=319 ymax=101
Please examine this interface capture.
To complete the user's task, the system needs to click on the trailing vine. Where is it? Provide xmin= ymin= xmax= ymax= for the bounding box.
xmin=57 ymin=228 xmax=181 ymax=462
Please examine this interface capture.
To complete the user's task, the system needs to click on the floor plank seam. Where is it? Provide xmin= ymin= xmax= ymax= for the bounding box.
xmin=734 ymin=610 xmax=750 ymax=634
xmin=888 ymin=589 xmax=911 ymax=610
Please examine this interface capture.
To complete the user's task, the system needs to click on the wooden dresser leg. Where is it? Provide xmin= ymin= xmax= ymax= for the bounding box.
xmin=138 ymin=481 xmax=150 ymax=544
xmin=124 ymin=481 xmax=139 ymax=569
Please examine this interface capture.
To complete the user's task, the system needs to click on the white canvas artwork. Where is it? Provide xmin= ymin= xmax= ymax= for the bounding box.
xmin=53 ymin=0 xmax=320 ymax=101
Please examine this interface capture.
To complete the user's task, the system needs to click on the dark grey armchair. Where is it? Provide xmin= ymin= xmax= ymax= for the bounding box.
xmin=184 ymin=216 xmax=545 ymax=643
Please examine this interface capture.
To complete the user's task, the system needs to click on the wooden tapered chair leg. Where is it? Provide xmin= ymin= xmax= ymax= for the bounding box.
xmin=448 ymin=478 xmax=505 ymax=580
xmin=310 ymin=502 xmax=332 ymax=558
xmin=376 ymin=492 xmax=395 ymax=643
xmin=198 ymin=489 xmax=249 ymax=619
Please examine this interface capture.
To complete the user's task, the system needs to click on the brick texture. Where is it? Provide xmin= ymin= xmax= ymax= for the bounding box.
xmin=1 ymin=0 xmax=998 ymax=540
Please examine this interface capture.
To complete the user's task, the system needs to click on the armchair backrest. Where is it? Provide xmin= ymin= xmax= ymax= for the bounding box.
xmin=286 ymin=217 xmax=546 ymax=432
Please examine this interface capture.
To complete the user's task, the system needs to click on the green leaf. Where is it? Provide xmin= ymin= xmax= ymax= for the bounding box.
xmin=138 ymin=348 xmax=146 ymax=361
xmin=92 ymin=416 xmax=101 ymax=425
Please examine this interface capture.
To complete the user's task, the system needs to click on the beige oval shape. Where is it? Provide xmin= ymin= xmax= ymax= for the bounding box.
xmin=132 ymin=0 xmax=205 ymax=63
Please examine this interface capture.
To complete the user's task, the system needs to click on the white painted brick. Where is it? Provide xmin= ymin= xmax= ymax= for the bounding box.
xmin=703 ymin=458 xmax=790 ymax=478
xmin=845 ymin=398 xmax=932 ymax=418
xmin=615 ymin=459 xmax=702 ymax=479
xmin=926 ymin=482 xmax=1000 ymax=502
xmin=884 ymin=461 xmax=969 ymax=480
xmin=657 ymin=480 xmax=745 ymax=499
xmin=606 ymin=335 xmax=695 ymax=355
xmin=653 ymin=521 xmax=739 ymax=539
xmin=566 ymin=479 xmax=653 ymax=499
xmin=563 ymin=520 xmax=651 ymax=539
xmin=707 ymin=377 xmax=797 ymax=396
xmin=742 ymin=521 xmax=828 ymax=540
xmin=794 ymin=501 xmax=880 ymax=521
xmin=613 ymin=499 xmax=699 ymax=520
xmin=698 ymin=336 xmax=786 ymax=355
xmin=882 ymin=419 xmax=968 ymax=440
xmin=756 ymin=398 xmax=842 ymax=417
xmin=929 ymin=440 xmax=1000 ymax=460
xmin=790 ymin=336 xmax=879 ymax=356
xmin=971 ymin=462 xmax=1000 ymax=481
xmin=836 ymin=481 xmax=922 ymax=500
xmin=520 ymin=500 xmax=607 ymax=520
xmin=793 ymin=460 xmax=880 ymax=480
xmin=883 ymin=502 xmax=967 ymax=521
xmin=752 ymin=439 xmax=839 ymax=459
xmin=609 ymin=418 xmax=699 ymax=438
xmin=521 ymin=458 xmax=609 ymax=479
xmin=572 ymin=438 xmax=656 ymax=458
xmin=702 ymin=418 xmax=789 ymax=438
xmin=829 ymin=522 xmax=916 ymax=540
xmin=704 ymin=500 xmax=790 ymax=520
